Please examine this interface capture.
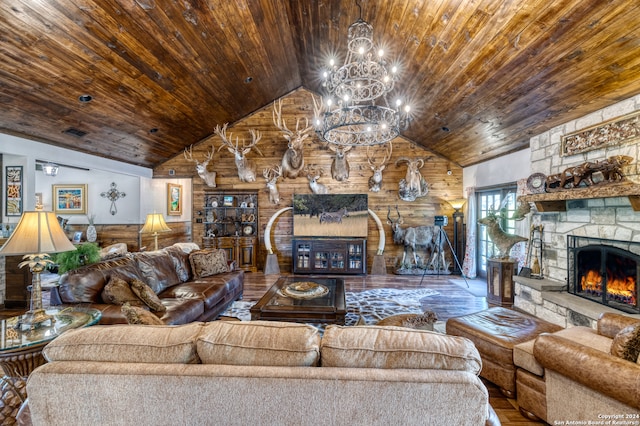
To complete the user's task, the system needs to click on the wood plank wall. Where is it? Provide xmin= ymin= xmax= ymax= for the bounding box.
xmin=154 ymin=88 xmax=464 ymax=273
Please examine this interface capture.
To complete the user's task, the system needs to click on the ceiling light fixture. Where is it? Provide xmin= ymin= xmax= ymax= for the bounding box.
xmin=314 ymin=1 xmax=410 ymax=147
xmin=42 ymin=162 xmax=59 ymax=176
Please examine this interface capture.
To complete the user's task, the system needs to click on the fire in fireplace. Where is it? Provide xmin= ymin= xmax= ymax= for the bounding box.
xmin=567 ymin=235 xmax=639 ymax=314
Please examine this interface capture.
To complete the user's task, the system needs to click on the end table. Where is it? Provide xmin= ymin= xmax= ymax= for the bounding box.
xmin=0 ymin=307 xmax=101 ymax=424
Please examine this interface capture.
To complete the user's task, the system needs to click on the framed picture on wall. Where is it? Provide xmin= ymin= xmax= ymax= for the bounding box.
xmin=53 ymin=184 xmax=88 ymax=214
xmin=167 ymin=183 xmax=182 ymax=216
xmin=6 ymin=166 xmax=23 ymax=217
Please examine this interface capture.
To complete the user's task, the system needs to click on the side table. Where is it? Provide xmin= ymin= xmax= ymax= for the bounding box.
xmin=0 ymin=307 xmax=101 ymax=424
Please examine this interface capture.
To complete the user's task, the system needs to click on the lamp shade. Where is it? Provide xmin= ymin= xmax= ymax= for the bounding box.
xmin=0 ymin=211 xmax=76 ymax=255
xmin=449 ymin=198 xmax=467 ymax=211
xmin=140 ymin=213 xmax=171 ymax=234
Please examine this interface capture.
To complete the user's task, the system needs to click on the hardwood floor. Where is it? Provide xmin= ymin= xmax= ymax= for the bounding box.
xmin=0 ymin=271 xmax=546 ymax=425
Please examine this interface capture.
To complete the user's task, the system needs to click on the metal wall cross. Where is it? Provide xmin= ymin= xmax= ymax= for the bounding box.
xmin=101 ymin=182 xmax=126 ymax=215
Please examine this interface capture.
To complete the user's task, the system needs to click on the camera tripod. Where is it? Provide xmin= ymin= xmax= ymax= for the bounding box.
xmin=419 ymin=223 xmax=469 ymax=288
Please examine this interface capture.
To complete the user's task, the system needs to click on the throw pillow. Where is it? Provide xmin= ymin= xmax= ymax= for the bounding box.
xmin=610 ymin=322 xmax=640 ymax=362
xmin=101 ymin=277 xmax=144 ymax=306
xmin=189 ymin=249 xmax=229 ymax=278
xmin=121 ymin=303 xmax=165 ymax=325
xmin=130 ymin=279 xmax=167 ymax=313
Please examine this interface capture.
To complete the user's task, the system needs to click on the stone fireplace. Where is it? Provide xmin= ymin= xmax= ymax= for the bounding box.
xmin=567 ymin=235 xmax=639 ymax=314
xmin=511 ymin=94 xmax=640 ymax=327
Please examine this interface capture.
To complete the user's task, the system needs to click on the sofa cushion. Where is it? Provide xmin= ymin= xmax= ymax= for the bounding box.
xmin=100 ymin=277 xmax=144 ymax=306
xmin=130 ymin=279 xmax=167 ymax=313
xmin=163 ymin=245 xmax=193 ymax=282
xmin=43 ymin=323 xmax=204 ymax=364
xmin=189 ymin=249 xmax=230 ymax=278
xmin=134 ymin=250 xmax=183 ymax=294
xmin=121 ymin=303 xmax=164 ymax=325
xmin=610 ymin=322 xmax=640 ymax=362
xmin=197 ymin=321 xmax=321 ymax=366
xmin=321 ymin=325 xmax=482 ymax=373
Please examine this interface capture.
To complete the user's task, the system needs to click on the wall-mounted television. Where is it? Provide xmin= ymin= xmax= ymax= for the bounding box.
xmin=293 ymin=194 xmax=368 ymax=238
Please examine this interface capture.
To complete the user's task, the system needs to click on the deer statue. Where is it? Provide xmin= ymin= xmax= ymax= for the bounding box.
xmin=214 ymin=123 xmax=263 ymax=182
xmin=328 ymin=144 xmax=352 ymax=181
xmin=184 ymin=144 xmax=217 ymax=187
xmin=395 ymin=157 xmax=429 ymax=201
xmin=366 ymin=142 xmax=393 ymax=192
xmin=263 ymin=165 xmax=283 ymax=205
xmin=477 ymin=207 xmax=528 ymax=259
xmin=387 ymin=206 xmax=446 ymax=270
xmin=304 ymin=164 xmax=329 ymax=194
xmin=272 ymin=99 xmax=314 ymax=179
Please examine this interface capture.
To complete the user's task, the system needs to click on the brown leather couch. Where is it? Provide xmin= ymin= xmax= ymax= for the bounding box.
xmin=514 ymin=312 xmax=640 ymax=423
xmin=50 ymin=244 xmax=243 ymax=324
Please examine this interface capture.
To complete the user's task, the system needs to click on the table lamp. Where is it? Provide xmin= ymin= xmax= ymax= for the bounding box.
xmin=140 ymin=213 xmax=171 ymax=250
xmin=0 ymin=209 xmax=76 ymax=328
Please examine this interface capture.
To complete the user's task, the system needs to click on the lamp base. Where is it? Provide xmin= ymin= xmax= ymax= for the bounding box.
xmin=19 ymin=309 xmax=54 ymax=330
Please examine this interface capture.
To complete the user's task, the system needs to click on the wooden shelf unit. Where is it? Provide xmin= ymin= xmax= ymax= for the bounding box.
xmin=293 ymin=238 xmax=366 ymax=275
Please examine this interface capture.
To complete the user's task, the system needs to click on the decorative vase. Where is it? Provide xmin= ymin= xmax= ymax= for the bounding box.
xmin=86 ymin=225 xmax=97 ymax=242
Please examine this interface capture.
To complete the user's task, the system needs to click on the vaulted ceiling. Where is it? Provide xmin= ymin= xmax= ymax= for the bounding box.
xmin=1 ymin=0 xmax=639 ymax=169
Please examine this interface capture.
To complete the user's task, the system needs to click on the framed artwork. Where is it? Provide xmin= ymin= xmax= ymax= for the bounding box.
xmin=223 ymin=196 xmax=235 ymax=207
xmin=53 ymin=184 xmax=88 ymax=214
xmin=167 ymin=183 xmax=182 ymax=216
xmin=5 ymin=166 xmax=23 ymax=216
xmin=72 ymin=231 xmax=83 ymax=244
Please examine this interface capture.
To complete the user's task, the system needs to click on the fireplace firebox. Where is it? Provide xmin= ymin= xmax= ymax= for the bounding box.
xmin=567 ymin=235 xmax=639 ymax=314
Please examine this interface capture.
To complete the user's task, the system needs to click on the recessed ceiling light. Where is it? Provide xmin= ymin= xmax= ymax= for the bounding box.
xmin=441 ymin=126 xmax=450 ymax=132
xmin=244 ymin=77 xmax=253 ymax=83
xmin=149 ymin=128 xmax=159 ymax=133
xmin=78 ymin=94 xmax=93 ymax=103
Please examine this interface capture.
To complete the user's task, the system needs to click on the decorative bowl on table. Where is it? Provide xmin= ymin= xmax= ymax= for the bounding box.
xmin=281 ymin=281 xmax=329 ymax=300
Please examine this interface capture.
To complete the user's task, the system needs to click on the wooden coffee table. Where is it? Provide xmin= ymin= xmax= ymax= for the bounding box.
xmin=250 ymin=276 xmax=346 ymax=324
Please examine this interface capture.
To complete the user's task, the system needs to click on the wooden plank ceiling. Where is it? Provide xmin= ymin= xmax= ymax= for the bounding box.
xmin=1 ymin=0 xmax=639 ymax=169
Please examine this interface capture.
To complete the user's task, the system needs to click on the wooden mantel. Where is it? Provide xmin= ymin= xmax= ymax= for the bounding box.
xmin=520 ymin=182 xmax=640 ymax=212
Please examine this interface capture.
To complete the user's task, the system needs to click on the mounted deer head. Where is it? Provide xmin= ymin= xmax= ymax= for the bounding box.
xmin=367 ymin=142 xmax=393 ymax=192
xmin=263 ymin=165 xmax=283 ymax=205
xmin=184 ymin=144 xmax=216 ymax=187
xmin=272 ymin=99 xmax=314 ymax=179
xmin=328 ymin=144 xmax=352 ymax=181
xmin=214 ymin=123 xmax=263 ymax=182
xmin=395 ymin=157 xmax=429 ymax=202
xmin=304 ymin=164 xmax=329 ymax=194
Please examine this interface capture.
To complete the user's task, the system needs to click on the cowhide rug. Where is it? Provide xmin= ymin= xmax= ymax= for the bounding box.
xmin=220 ymin=287 xmax=444 ymax=332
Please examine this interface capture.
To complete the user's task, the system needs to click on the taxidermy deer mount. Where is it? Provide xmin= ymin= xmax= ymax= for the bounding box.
xmin=304 ymin=164 xmax=329 ymax=194
xmin=328 ymin=144 xmax=352 ymax=182
xmin=263 ymin=165 xmax=283 ymax=205
xmin=396 ymin=157 xmax=429 ymax=201
xmin=366 ymin=142 xmax=393 ymax=192
xmin=477 ymin=202 xmax=528 ymax=259
xmin=184 ymin=144 xmax=216 ymax=187
xmin=272 ymin=99 xmax=314 ymax=179
xmin=214 ymin=123 xmax=263 ymax=182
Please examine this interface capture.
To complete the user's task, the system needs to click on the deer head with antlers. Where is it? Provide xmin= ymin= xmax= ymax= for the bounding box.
xmin=396 ymin=157 xmax=429 ymax=202
xmin=184 ymin=144 xmax=217 ymax=187
xmin=366 ymin=142 xmax=393 ymax=192
xmin=263 ymin=165 xmax=283 ymax=205
xmin=327 ymin=144 xmax=352 ymax=182
xmin=214 ymin=123 xmax=263 ymax=182
xmin=303 ymin=164 xmax=329 ymax=194
xmin=272 ymin=99 xmax=314 ymax=179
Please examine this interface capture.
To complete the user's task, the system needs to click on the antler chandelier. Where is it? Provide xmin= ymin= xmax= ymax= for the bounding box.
xmin=314 ymin=5 xmax=410 ymax=147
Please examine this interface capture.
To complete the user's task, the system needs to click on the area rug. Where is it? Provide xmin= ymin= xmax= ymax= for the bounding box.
xmin=220 ymin=287 xmax=442 ymax=331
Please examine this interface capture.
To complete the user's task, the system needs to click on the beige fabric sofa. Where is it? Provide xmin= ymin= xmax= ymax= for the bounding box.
xmin=23 ymin=321 xmax=499 ymax=425
xmin=514 ymin=313 xmax=640 ymax=423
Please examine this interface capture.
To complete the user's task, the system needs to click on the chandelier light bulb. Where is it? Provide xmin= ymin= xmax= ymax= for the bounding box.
xmin=327 ymin=98 xmax=333 ymax=107
xmin=378 ymin=49 xmax=384 ymax=57
xmin=358 ymin=46 xmax=365 ymax=55
xmin=383 ymin=76 xmax=390 ymax=83
xmin=329 ymin=58 xmax=335 ymax=67
xmin=323 ymin=71 xmax=328 ymax=78
xmin=392 ymin=66 xmax=398 ymax=73
xmin=395 ymin=99 xmax=402 ymax=107
xmin=404 ymin=105 xmax=411 ymax=113
xmin=381 ymin=123 xmax=387 ymax=130
xmin=367 ymin=126 xmax=372 ymax=132
xmin=343 ymin=94 xmax=350 ymax=102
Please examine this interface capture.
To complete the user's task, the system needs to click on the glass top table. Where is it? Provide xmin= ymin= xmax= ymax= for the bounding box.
xmin=0 ymin=307 xmax=102 ymax=353
xmin=250 ymin=276 xmax=346 ymax=324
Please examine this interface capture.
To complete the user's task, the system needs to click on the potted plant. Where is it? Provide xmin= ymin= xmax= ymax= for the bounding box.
xmin=54 ymin=242 xmax=101 ymax=274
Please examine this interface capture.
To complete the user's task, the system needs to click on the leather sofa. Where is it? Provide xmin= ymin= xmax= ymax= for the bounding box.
xmin=49 ymin=243 xmax=243 ymax=324
xmin=514 ymin=312 xmax=640 ymax=423
xmin=22 ymin=321 xmax=500 ymax=425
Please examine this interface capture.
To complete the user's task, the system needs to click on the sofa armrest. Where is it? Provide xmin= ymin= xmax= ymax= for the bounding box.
xmin=534 ymin=333 xmax=640 ymax=410
xmin=597 ymin=312 xmax=640 ymax=339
